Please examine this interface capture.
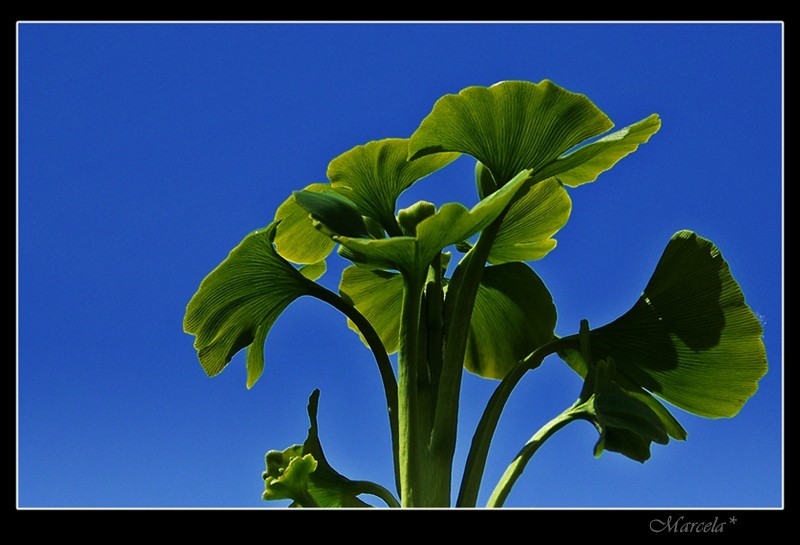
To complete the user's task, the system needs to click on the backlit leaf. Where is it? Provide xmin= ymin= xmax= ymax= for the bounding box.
xmin=339 ymin=266 xmax=404 ymax=354
xmin=488 ymin=177 xmax=572 ymax=264
xmin=562 ymin=231 xmax=768 ymax=418
xmin=328 ymin=138 xmax=459 ymax=234
xmin=408 ymin=80 xmax=613 ymax=187
xmin=183 ymin=223 xmax=321 ymax=388
xmin=465 ymin=263 xmax=556 ymax=379
xmin=537 ymin=114 xmax=662 ymax=187
xmin=274 ymin=183 xmax=337 ymax=265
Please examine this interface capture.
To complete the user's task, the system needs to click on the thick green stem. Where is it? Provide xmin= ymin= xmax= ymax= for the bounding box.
xmin=486 ymin=400 xmax=590 ymax=507
xmin=397 ymin=275 xmax=426 ymax=506
xmin=397 ymin=268 xmax=452 ymax=507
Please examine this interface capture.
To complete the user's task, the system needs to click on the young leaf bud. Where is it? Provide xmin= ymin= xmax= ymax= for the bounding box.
xmin=397 ymin=200 xmax=437 ymax=236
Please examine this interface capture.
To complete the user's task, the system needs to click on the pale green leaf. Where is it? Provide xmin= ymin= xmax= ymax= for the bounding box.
xmin=328 ymin=138 xmax=459 ymax=234
xmin=183 ymin=223 xmax=320 ymax=389
xmin=274 ymin=183 xmax=337 ymax=265
xmin=408 ymin=80 xmax=613 ymax=187
xmin=263 ymin=450 xmax=319 ymax=505
xmin=488 ymin=177 xmax=572 ymax=264
xmin=298 ymin=260 xmax=327 ymax=281
xmin=339 ymin=266 xmax=404 ymax=354
xmin=537 ymin=114 xmax=662 ymax=187
xmin=465 ymin=262 xmax=556 ymax=379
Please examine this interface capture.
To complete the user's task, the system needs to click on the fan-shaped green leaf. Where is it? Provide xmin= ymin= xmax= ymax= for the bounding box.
xmin=488 ymin=177 xmax=572 ymax=264
xmin=536 ymin=114 xmax=662 ymax=187
xmin=562 ymin=231 xmax=768 ymax=418
xmin=183 ymin=223 xmax=320 ymax=389
xmin=328 ymin=138 xmax=459 ymax=234
xmin=339 ymin=266 xmax=404 ymax=354
xmin=274 ymin=183 xmax=337 ymax=265
xmin=465 ymin=262 xmax=556 ymax=379
xmin=408 ymin=80 xmax=613 ymax=187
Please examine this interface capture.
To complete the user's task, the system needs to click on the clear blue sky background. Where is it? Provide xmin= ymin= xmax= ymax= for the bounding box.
xmin=18 ymin=22 xmax=782 ymax=509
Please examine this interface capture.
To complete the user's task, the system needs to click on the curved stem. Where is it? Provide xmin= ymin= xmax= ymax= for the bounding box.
xmin=486 ymin=400 xmax=590 ymax=508
xmin=456 ymin=335 xmax=579 ymax=507
xmin=350 ymin=480 xmax=401 ymax=508
xmin=310 ymin=285 xmax=401 ymax=496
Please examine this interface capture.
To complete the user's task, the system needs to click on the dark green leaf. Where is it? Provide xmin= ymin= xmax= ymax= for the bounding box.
xmin=562 ymin=231 xmax=768 ymax=418
xmin=293 ymin=189 xmax=372 ymax=239
xmin=585 ymin=360 xmax=672 ymax=463
xmin=183 ymin=223 xmax=321 ymax=388
xmin=595 ymin=383 xmax=669 ymax=446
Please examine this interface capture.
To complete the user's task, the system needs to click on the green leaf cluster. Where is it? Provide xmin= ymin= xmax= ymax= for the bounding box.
xmin=183 ymin=79 xmax=767 ymax=508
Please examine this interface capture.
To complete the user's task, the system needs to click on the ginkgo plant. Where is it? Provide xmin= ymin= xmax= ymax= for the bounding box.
xmin=183 ymin=80 xmax=768 ymax=508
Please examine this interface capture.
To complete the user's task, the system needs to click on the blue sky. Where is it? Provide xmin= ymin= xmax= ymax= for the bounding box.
xmin=17 ymin=21 xmax=783 ymax=509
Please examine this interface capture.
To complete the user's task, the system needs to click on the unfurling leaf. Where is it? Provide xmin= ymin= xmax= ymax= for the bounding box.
xmin=262 ymin=389 xmax=377 ymax=507
xmin=397 ymin=200 xmax=436 ymax=236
